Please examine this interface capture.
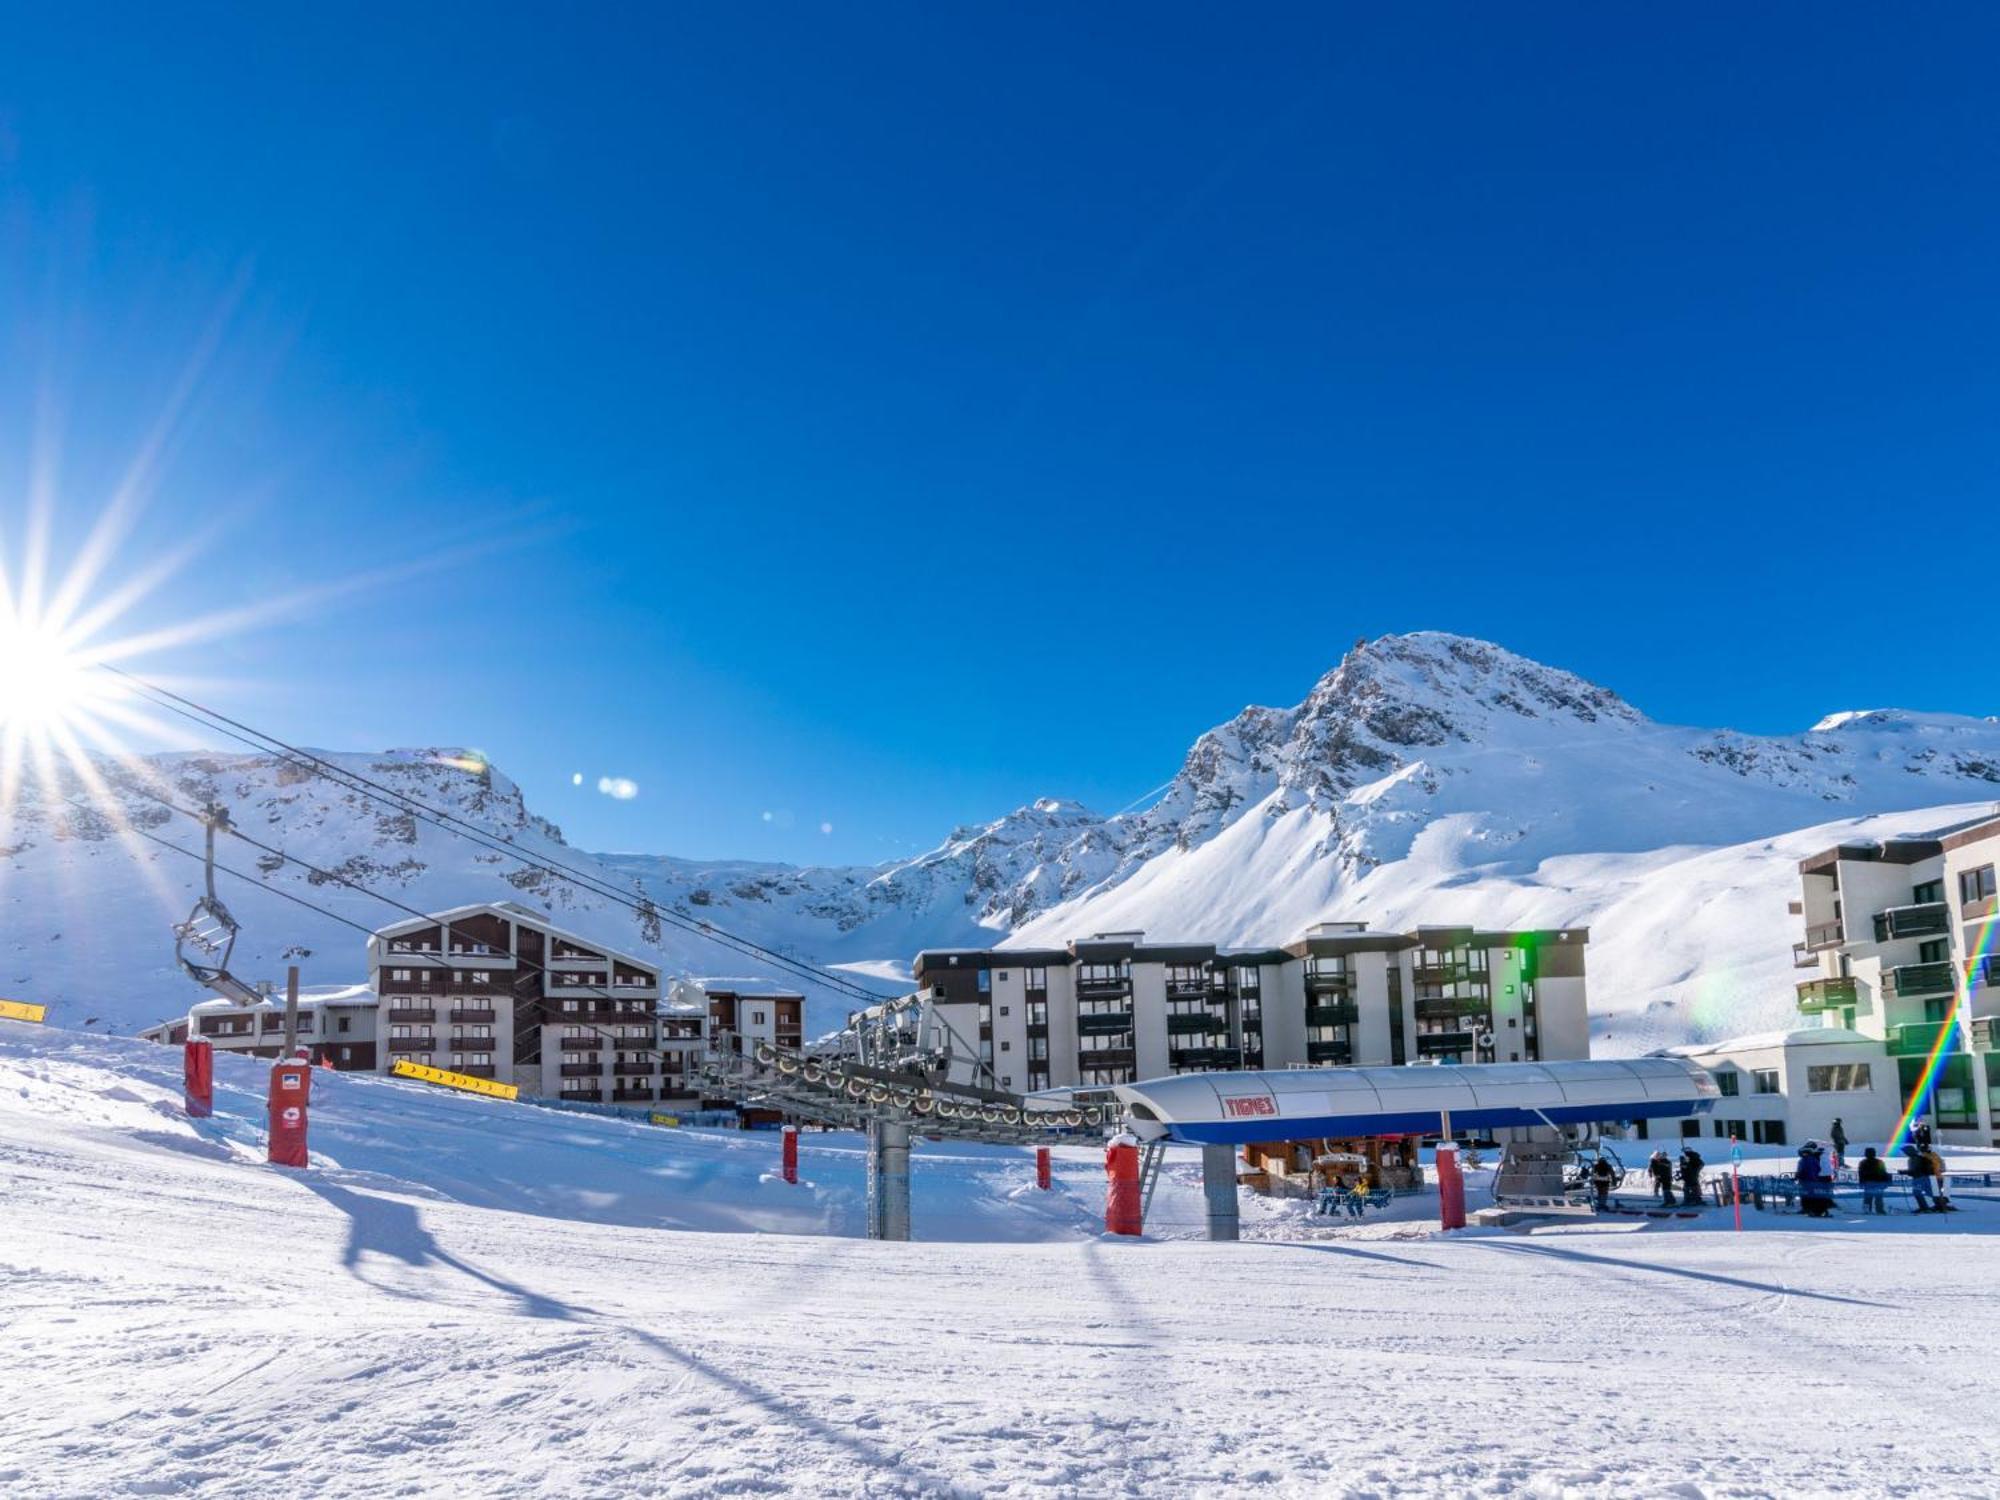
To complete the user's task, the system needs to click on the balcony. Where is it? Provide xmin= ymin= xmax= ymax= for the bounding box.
xmin=450 ymin=1008 xmax=497 ymax=1024
xmin=1077 ymin=1011 xmax=1135 ymax=1036
xmin=1077 ymin=977 xmax=1132 ymax=999
xmin=387 ymin=1036 xmax=434 ymax=1053
xmin=1306 ymin=1001 xmax=1359 ymax=1027
xmin=1887 ymin=962 xmax=1956 ymax=997
xmin=1794 ymin=977 xmax=1858 ymax=1014
xmin=1792 ymin=943 xmax=1821 ymax=970
xmin=558 ymin=1036 xmax=604 ymax=1052
xmin=1167 ymin=1011 xmax=1215 ymax=1035
xmin=612 ymin=1087 xmax=655 ymax=1102
xmin=1077 ymin=1047 xmax=1135 ymax=1069
xmin=1304 ymin=970 xmax=1352 ymax=994
xmin=1416 ymin=1031 xmax=1474 ymax=1055
xmin=1164 ymin=979 xmax=1211 ymax=1000
xmin=1874 ymin=903 xmax=1951 ymax=942
xmin=1172 ymin=1046 xmax=1242 ymax=1070
xmin=386 ymin=1007 xmax=436 ymax=1023
xmin=1886 ymin=1021 xmax=1962 ymax=1058
xmin=560 ymin=1061 xmax=603 ymax=1077
xmin=564 ymin=1089 xmax=603 ymax=1102
xmin=1414 ymin=996 xmax=1486 ymax=1021
xmin=612 ymin=1060 xmax=655 ymax=1076
xmin=1801 ymin=920 xmax=1844 ymax=952
xmin=1306 ymin=1040 xmax=1352 ymax=1065
xmin=452 ymin=1064 xmax=498 ymax=1079
xmin=1412 ymin=963 xmax=1469 ymax=985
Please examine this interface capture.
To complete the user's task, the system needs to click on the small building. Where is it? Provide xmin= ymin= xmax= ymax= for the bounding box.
xmin=138 ymin=984 xmax=381 ymax=1069
xmin=669 ymin=977 xmax=806 ymax=1054
xmin=1662 ymin=1027 xmax=1902 ymax=1151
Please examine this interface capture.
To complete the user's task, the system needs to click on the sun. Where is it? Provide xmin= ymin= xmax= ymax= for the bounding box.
xmin=0 ymin=609 xmax=105 ymax=737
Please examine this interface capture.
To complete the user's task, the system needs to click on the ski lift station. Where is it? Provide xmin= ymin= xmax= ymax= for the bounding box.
xmin=1112 ymin=1058 xmax=1722 ymax=1239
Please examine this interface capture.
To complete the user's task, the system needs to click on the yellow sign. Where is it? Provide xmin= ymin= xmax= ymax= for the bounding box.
xmin=0 ymin=999 xmax=46 ymax=1024
xmin=649 ymin=1113 xmax=682 ymax=1127
xmin=390 ymin=1059 xmax=518 ymax=1101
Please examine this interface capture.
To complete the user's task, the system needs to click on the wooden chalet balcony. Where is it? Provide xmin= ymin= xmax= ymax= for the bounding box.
xmin=386 ymin=1036 xmax=434 ymax=1053
xmin=449 ymin=1008 xmax=497 ymax=1024
xmin=560 ymin=1062 xmax=603 ymax=1078
xmin=386 ymin=1007 xmax=436 ymax=1023
xmin=612 ymin=1060 xmax=655 ymax=1076
xmin=557 ymin=1035 xmax=604 ymax=1051
xmin=612 ymin=1086 xmax=655 ymax=1101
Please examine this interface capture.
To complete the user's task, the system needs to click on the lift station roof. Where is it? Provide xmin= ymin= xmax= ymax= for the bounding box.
xmin=1113 ymin=1058 xmax=1720 ymax=1145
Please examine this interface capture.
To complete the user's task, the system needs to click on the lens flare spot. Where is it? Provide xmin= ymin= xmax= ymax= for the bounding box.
xmin=596 ymin=775 xmax=639 ymax=801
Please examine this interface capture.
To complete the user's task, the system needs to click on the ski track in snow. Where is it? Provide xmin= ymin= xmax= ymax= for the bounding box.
xmin=4 ymin=1026 xmax=2000 ymax=1498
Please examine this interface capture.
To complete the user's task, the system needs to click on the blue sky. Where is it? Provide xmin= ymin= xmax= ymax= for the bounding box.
xmin=2 ymin=5 xmax=1997 ymax=863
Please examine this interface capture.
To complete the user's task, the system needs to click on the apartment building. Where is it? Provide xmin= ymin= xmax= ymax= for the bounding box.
xmin=1791 ymin=810 xmax=2000 ymax=1144
xmin=910 ymin=921 xmax=1591 ymax=1094
xmin=1662 ymin=1027 xmax=1902 ymax=1149
xmin=364 ymin=902 xmax=708 ymax=1109
xmin=667 ymin=977 xmax=806 ymax=1054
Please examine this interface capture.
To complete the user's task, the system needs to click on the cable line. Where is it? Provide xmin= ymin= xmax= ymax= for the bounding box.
xmin=98 ymin=664 xmax=895 ymax=1005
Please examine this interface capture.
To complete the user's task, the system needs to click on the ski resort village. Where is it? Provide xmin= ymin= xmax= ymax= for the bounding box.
xmin=8 ymin=10 xmax=2000 ymax=1497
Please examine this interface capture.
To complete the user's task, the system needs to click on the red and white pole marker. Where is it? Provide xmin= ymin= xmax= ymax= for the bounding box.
xmin=1104 ymin=1133 xmax=1142 ymax=1235
xmin=183 ymin=1038 xmax=214 ymax=1119
xmin=1435 ymin=1139 xmax=1467 ymax=1231
xmin=267 ymin=1050 xmax=313 ymax=1169
xmin=1036 ymin=1146 xmax=1052 ymax=1191
xmin=781 ymin=1124 xmax=799 ymax=1185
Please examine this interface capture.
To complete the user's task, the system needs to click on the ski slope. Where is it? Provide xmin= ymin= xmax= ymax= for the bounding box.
xmin=6 ymin=1022 xmax=2000 ymax=1498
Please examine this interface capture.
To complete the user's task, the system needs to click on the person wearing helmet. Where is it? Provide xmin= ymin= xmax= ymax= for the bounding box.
xmin=1678 ymin=1144 xmax=1706 ymax=1209
xmin=1590 ymin=1154 xmax=1618 ymax=1212
xmin=1795 ymin=1141 xmax=1834 ymax=1218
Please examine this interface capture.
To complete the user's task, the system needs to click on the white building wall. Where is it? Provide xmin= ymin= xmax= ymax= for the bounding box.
xmin=1261 ymin=961 xmax=1308 ymax=1069
xmin=1130 ymin=963 xmax=1170 ymax=1080
xmin=1350 ymin=953 xmax=1393 ymax=1066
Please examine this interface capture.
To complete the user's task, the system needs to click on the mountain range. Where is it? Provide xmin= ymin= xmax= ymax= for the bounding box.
xmin=5 ymin=632 xmax=1996 ymax=1049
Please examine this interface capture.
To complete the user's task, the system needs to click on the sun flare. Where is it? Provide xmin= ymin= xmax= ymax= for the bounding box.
xmin=0 ymin=609 xmax=105 ymax=737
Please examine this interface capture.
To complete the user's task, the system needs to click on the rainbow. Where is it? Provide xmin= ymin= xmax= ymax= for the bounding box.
xmin=1888 ymin=914 xmax=1998 ymax=1151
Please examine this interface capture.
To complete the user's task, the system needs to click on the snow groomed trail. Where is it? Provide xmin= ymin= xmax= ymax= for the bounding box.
xmin=4 ymin=1026 xmax=1999 ymax=1498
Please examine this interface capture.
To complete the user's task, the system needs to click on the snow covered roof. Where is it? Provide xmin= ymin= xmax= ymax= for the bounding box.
xmin=371 ymin=902 xmax=657 ymax=973
xmin=187 ymin=985 xmax=379 ymax=1015
xmin=675 ymin=976 xmax=806 ymax=999
xmin=1664 ymin=1026 xmax=1877 ymax=1058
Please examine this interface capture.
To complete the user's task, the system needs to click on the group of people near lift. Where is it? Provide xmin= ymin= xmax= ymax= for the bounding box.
xmin=1593 ymin=1115 xmax=1958 ymax=1219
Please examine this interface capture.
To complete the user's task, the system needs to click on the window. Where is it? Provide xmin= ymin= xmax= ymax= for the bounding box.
xmin=1807 ymin=1063 xmax=1872 ymax=1093
xmin=998 ymin=1006 xmax=1009 ymax=1017
xmin=751 ymin=1009 xmax=766 ymax=1026
xmin=471 ymin=970 xmax=492 ymax=984
xmin=1752 ymin=1119 xmax=1787 ymax=1145
xmin=1913 ymin=880 xmax=1943 ymax=905
xmin=339 ymin=1046 xmax=352 ymax=1062
xmin=337 ymin=1017 xmax=351 ymax=1034
xmin=977 ymin=970 xmax=991 ymax=993
xmin=1000 ymin=1040 xmax=1011 ymax=1052
xmin=1713 ymin=1070 xmax=1739 ymax=1097
xmin=1752 ymin=1069 xmax=1780 ymax=1095
xmin=1023 ymin=967 xmax=1048 ymax=991
xmin=996 ymin=972 xmax=1009 ymax=982
xmin=1961 ymin=865 xmax=1997 ymax=905
xmin=1000 ymin=1075 xmax=1012 ymax=1088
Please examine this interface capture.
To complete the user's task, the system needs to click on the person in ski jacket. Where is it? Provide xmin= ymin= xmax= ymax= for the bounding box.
xmin=1648 ymin=1150 xmax=1676 ymax=1206
xmin=1856 ymin=1147 xmax=1891 ymax=1214
xmin=1795 ymin=1142 xmax=1834 ymax=1218
xmin=1679 ymin=1147 xmax=1706 ymax=1208
xmin=1829 ymin=1117 xmax=1848 ymax=1169
xmin=1913 ymin=1121 xmax=1933 ymax=1150
xmin=1590 ymin=1155 xmax=1618 ymax=1211
xmin=1902 ymin=1143 xmax=1938 ymax=1212
xmin=1345 ymin=1179 xmax=1369 ymax=1219
xmin=1925 ymin=1148 xmax=1952 ymax=1210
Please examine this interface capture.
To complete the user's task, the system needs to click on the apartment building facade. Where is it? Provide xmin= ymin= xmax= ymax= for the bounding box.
xmin=364 ymin=902 xmax=707 ymax=1108
xmin=140 ymin=984 xmax=383 ymax=1068
xmin=910 ymin=921 xmax=1591 ymax=1094
xmin=1792 ymin=811 xmax=2000 ymax=1144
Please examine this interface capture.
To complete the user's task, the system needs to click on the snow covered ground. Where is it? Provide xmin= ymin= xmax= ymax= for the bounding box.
xmin=6 ymin=1022 xmax=2000 ymax=1498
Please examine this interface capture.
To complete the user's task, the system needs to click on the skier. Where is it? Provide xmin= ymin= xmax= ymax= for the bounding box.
xmin=1590 ymin=1154 xmax=1618 ymax=1212
xmin=1829 ymin=1117 xmax=1848 ymax=1171
xmin=1925 ymin=1146 xmax=1955 ymax=1212
xmin=1647 ymin=1149 xmax=1676 ymax=1207
xmin=1901 ymin=1142 xmax=1939 ymax=1213
xmin=1795 ymin=1141 xmax=1834 ymax=1218
xmin=1679 ymin=1145 xmax=1706 ymax=1208
xmin=1856 ymin=1147 xmax=1891 ymax=1214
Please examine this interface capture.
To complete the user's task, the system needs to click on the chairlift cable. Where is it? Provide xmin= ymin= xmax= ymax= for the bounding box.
xmin=97 ymin=665 xmax=891 ymax=1004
